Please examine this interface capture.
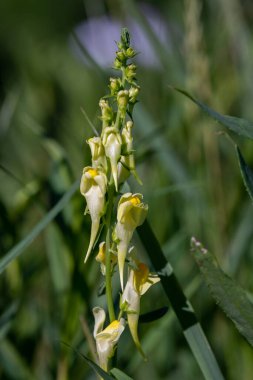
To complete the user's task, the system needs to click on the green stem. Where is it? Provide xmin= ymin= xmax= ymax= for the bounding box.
xmin=105 ymin=182 xmax=116 ymax=322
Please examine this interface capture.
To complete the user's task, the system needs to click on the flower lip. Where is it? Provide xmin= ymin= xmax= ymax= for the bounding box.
xmin=129 ymin=196 xmax=141 ymax=206
xmin=87 ymin=168 xmax=98 ymax=178
xmin=134 ymin=262 xmax=149 ymax=293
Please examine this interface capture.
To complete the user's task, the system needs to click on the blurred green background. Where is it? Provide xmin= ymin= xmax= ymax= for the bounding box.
xmin=1 ymin=0 xmax=253 ymax=379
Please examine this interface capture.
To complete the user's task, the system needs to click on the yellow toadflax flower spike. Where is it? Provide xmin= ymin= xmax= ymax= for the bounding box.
xmin=80 ymin=167 xmax=107 ymax=262
xmin=114 ymin=193 xmax=148 ymax=289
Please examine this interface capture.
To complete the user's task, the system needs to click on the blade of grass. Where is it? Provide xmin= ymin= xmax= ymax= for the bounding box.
xmin=0 ymin=180 xmax=79 ymax=275
xmin=61 ymin=341 xmax=114 ymax=380
xmin=138 ymin=221 xmax=224 ymax=380
xmin=191 ymin=237 xmax=253 ymax=347
xmin=236 ymin=146 xmax=253 ymax=201
xmin=0 ymin=339 xmax=35 ymax=380
xmin=171 ymin=87 xmax=253 ymax=140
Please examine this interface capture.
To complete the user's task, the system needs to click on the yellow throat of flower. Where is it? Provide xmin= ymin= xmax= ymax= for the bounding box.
xmin=134 ymin=263 xmax=149 ymax=292
xmin=103 ymin=320 xmax=120 ymax=334
xmin=87 ymin=168 xmax=98 ymax=178
xmin=96 ymin=242 xmax=106 ymax=264
xmin=130 ymin=196 xmax=141 ymax=206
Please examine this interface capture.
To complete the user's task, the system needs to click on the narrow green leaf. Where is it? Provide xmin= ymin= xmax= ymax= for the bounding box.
xmin=0 ymin=302 xmax=19 ymax=339
xmin=236 ymin=146 xmax=253 ymax=201
xmin=0 ymin=180 xmax=79 ymax=274
xmin=191 ymin=237 xmax=253 ymax=347
xmin=0 ymin=302 xmax=19 ymax=329
xmin=172 ymin=87 xmax=253 ymax=140
xmin=139 ymin=306 xmax=169 ymax=323
xmin=45 ymin=223 xmax=72 ymax=292
xmin=0 ymin=339 xmax=35 ymax=380
xmin=110 ymin=368 xmax=134 ymax=380
xmin=61 ymin=342 xmax=114 ymax=380
xmin=138 ymin=221 xmax=224 ymax=380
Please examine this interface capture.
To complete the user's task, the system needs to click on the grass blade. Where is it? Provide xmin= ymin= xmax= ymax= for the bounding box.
xmin=236 ymin=146 xmax=253 ymax=201
xmin=110 ymin=368 xmax=134 ymax=380
xmin=61 ymin=342 xmax=114 ymax=380
xmin=0 ymin=180 xmax=79 ymax=274
xmin=191 ymin=237 xmax=253 ymax=347
xmin=171 ymin=87 xmax=253 ymax=140
xmin=138 ymin=221 xmax=224 ymax=380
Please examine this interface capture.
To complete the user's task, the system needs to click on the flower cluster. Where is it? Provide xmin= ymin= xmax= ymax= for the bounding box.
xmin=80 ymin=29 xmax=160 ymax=372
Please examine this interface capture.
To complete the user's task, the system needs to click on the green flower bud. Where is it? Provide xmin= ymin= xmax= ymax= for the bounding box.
xmin=126 ymin=47 xmax=136 ymax=58
xmin=125 ymin=64 xmax=137 ymax=81
xmin=109 ymin=77 xmax=121 ymax=95
xmin=129 ymin=86 xmax=140 ymax=103
xmin=117 ymin=90 xmax=129 ymax=116
xmin=87 ymin=136 xmax=107 ymax=170
xmin=99 ymin=99 xmax=113 ymax=124
xmin=116 ymin=51 xmax=126 ymax=62
xmin=113 ymin=58 xmax=122 ymax=69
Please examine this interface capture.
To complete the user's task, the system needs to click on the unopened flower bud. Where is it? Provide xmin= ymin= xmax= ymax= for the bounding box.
xmin=126 ymin=47 xmax=136 ymax=58
xmin=118 ymin=121 xmax=141 ymax=185
xmin=96 ymin=241 xmax=106 ymax=275
xmin=96 ymin=241 xmax=117 ymax=275
xmin=129 ymin=86 xmax=140 ymax=103
xmin=116 ymin=51 xmax=126 ymax=62
xmin=125 ymin=64 xmax=137 ymax=81
xmin=87 ymin=137 xmax=107 ymax=170
xmin=102 ymin=126 xmax=122 ymax=191
xmin=117 ymin=90 xmax=129 ymax=117
xmin=113 ymin=58 xmax=122 ymax=69
xmin=109 ymin=77 xmax=121 ymax=95
xmin=99 ymin=99 xmax=113 ymax=125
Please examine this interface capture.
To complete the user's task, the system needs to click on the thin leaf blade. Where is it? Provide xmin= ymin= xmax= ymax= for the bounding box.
xmin=191 ymin=237 xmax=253 ymax=347
xmin=0 ymin=180 xmax=79 ymax=274
xmin=236 ymin=146 xmax=253 ymax=201
xmin=172 ymin=87 xmax=253 ymax=140
xmin=110 ymin=368 xmax=134 ymax=380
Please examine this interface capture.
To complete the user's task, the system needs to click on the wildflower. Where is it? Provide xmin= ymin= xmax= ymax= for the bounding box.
xmin=121 ymin=261 xmax=160 ymax=358
xmin=80 ymin=167 xmax=107 ymax=262
xmin=87 ymin=136 xmax=107 ymax=170
xmin=114 ymin=193 xmax=148 ymax=289
xmin=99 ymin=99 xmax=113 ymax=128
xmin=95 ymin=241 xmax=117 ymax=275
xmin=102 ymin=126 xmax=122 ymax=191
xmin=125 ymin=64 xmax=137 ymax=82
xmin=129 ymin=86 xmax=140 ymax=104
xmin=118 ymin=121 xmax=141 ymax=185
xmin=117 ymin=90 xmax=129 ymax=118
xmin=109 ymin=77 xmax=121 ymax=95
xmin=93 ymin=307 xmax=125 ymax=372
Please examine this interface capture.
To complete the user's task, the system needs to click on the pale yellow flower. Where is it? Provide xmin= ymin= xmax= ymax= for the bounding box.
xmin=95 ymin=241 xmax=117 ymax=275
xmin=80 ymin=167 xmax=107 ymax=262
xmin=93 ymin=307 xmax=125 ymax=372
xmin=121 ymin=261 xmax=160 ymax=358
xmin=87 ymin=137 xmax=107 ymax=170
xmin=115 ymin=193 xmax=148 ymax=289
xmin=102 ymin=126 xmax=122 ymax=191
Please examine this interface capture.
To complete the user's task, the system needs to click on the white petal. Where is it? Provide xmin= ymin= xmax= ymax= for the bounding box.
xmin=93 ymin=307 xmax=106 ymax=337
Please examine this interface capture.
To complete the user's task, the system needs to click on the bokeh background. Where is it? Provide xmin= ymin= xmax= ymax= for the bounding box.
xmin=1 ymin=0 xmax=253 ymax=379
